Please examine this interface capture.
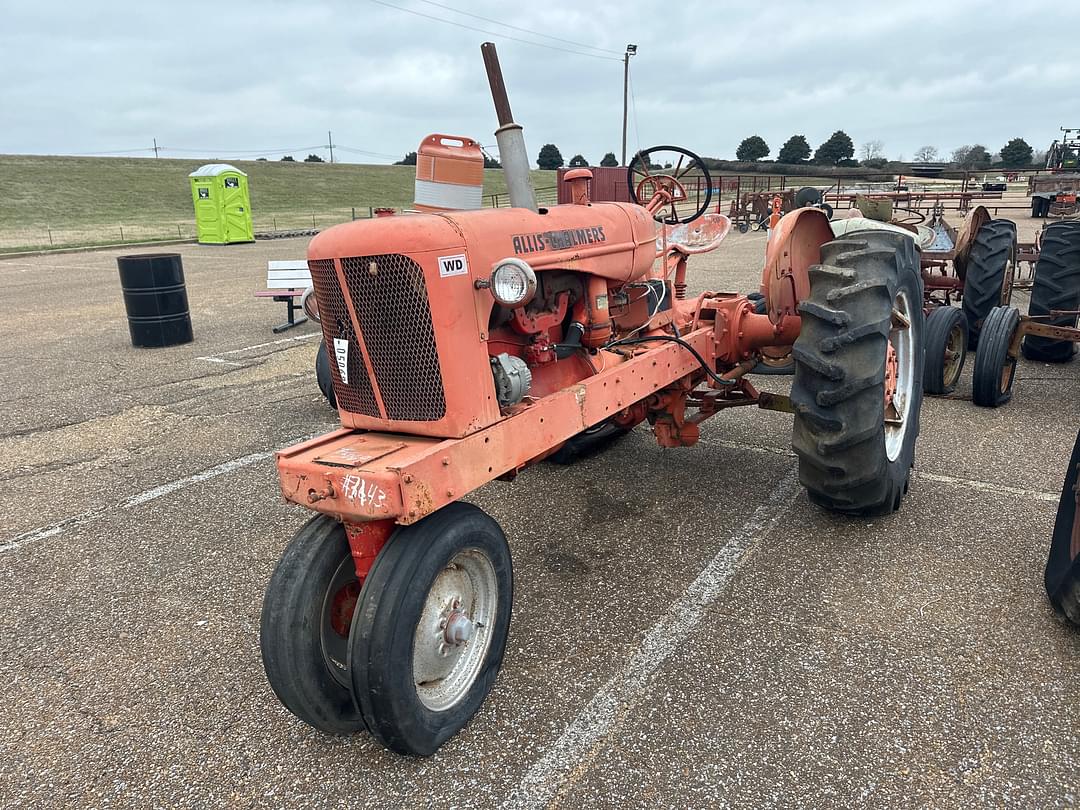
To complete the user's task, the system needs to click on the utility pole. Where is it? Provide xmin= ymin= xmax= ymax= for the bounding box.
xmin=621 ymin=44 xmax=637 ymax=167
xmin=328 ymin=130 xmax=334 ymax=164
xmin=153 ymin=137 xmax=159 ymax=158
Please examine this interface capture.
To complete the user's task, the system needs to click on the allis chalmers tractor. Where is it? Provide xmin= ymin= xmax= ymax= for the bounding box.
xmin=258 ymin=46 xmax=926 ymax=756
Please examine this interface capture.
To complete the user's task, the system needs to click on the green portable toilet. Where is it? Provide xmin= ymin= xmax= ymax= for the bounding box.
xmin=188 ymin=163 xmax=254 ymax=244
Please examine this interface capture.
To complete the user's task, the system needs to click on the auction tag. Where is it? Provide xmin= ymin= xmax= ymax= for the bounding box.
xmin=333 ymin=338 xmax=349 ymax=384
xmin=438 ymin=254 xmax=468 ymax=278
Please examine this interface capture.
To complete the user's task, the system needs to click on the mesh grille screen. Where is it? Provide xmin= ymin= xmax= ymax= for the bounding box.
xmin=308 ymin=259 xmax=379 ymax=416
xmin=340 ymin=254 xmax=446 ymax=422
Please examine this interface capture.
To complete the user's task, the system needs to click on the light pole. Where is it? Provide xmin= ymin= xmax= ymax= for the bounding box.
xmin=621 ymin=44 xmax=637 ymax=167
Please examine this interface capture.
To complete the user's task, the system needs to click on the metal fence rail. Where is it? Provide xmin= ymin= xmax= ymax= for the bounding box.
xmin=0 ymin=172 xmax=1044 ymax=254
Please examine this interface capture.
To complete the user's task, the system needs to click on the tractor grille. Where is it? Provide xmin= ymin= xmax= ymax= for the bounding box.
xmin=340 ymin=254 xmax=446 ymax=421
xmin=308 ymin=259 xmax=379 ymax=416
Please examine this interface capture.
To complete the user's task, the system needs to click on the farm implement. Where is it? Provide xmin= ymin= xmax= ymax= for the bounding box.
xmin=259 ymin=44 xmax=927 ymax=755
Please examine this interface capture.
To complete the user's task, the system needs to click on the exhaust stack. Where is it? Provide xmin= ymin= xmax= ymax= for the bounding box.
xmin=481 ymin=42 xmax=537 ymax=212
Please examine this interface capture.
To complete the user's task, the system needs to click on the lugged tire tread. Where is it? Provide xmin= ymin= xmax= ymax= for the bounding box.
xmin=962 ymin=219 xmax=1016 ymax=348
xmin=1022 ymin=222 xmax=1080 ymax=362
xmin=791 ymin=229 xmax=925 ymax=516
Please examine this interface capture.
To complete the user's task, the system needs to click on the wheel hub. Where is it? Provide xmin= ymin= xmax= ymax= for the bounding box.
xmin=329 ymin=582 xmax=360 ymax=637
xmin=413 ymin=550 xmax=498 ymax=713
xmin=443 ymin=610 xmax=475 ymax=645
xmin=884 ymin=341 xmax=899 ymax=410
xmin=943 ymin=323 xmax=965 ymax=385
xmin=884 ymin=290 xmax=915 ymax=463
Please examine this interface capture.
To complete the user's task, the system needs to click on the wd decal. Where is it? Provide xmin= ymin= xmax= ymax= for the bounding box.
xmin=438 ymin=254 xmax=469 ymax=278
xmin=511 ymin=226 xmax=606 ymax=255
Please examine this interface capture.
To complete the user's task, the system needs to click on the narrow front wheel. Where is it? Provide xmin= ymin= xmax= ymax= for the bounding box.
xmin=260 ymin=515 xmax=366 ymax=735
xmin=923 ymin=306 xmax=968 ymax=395
xmin=971 ymin=306 xmax=1021 ymax=407
xmin=349 ymin=502 xmax=513 ymax=756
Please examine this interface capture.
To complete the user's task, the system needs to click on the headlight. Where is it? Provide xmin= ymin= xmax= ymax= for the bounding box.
xmin=488 ymin=258 xmax=537 ymax=307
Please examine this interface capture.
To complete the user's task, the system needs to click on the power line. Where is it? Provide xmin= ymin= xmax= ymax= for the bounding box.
xmin=367 ymin=0 xmax=621 ymax=61
xmin=413 ymin=0 xmax=622 ymax=55
xmin=164 ymin=145 xmax=327 ymax=154
xmin=335 ymin=144 xmax=406 ymax=160
xmin=65 ymin=147 xmax=158 ymax=156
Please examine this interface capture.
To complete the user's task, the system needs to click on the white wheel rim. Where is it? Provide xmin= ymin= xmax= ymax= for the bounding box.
xmin=412 ymin=548 xmax=498 ymax=713
xmin=885 ymin=289 xmax=915 ymax=463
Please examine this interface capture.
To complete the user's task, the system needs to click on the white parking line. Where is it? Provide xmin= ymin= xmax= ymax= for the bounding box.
xmin=503 ymin=468 xmax=802 ymax=809
xmin=197 ymin=357 xmax=244 ymax=367
xmin=1 ymin=432 xmax=328 ymax=553
xmin=916 ymin=471 xmax=1059 ymax=503
xmin=714 ymin=439 xmax=1059 ymax=502
xmin=196 ymin=332 xmax=321 ymax=365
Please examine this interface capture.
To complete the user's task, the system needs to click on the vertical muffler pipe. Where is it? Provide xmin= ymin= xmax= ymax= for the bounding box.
xmin=481 ymin=42 xmax=537 ymax=212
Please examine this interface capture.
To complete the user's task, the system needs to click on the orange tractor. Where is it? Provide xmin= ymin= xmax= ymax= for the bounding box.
xmin=259 ymin=45 xmax=926 ymax=755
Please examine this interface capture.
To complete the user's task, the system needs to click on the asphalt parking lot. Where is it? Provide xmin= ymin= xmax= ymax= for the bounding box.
xmin=1 ymin=224 xmax=1078 ymax=809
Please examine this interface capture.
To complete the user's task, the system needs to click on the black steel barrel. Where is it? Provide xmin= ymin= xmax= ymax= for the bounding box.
xmin=117 ymin=253 xmax=193 ymax=348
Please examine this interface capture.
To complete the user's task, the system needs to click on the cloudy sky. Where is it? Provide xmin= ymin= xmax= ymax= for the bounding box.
xmin=3 ymin=0 xmax=1077 ymax=165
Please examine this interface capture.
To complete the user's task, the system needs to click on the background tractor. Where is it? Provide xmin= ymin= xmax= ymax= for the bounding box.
xmin=258 ymin=43 xmax=927 ymax=756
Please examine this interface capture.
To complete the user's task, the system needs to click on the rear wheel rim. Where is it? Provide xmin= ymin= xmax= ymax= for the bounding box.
xmin=413 ymin=548 xmax=498 ymax=712
xmin=885 ymin=289 xmax=915 ymax=463
xmin=1000 ymin=357 xmax=1016 ymax=393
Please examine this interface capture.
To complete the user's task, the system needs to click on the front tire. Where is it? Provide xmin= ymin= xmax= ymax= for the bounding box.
xmin=349 ymin=502 xmax=513 ymax=756
xmin=792 ymin=230 xmax=925 ymax=516
xmin=923 ymin=306 xmax=968 ymax=395
xmin=1045 ymin=430 xmax=1080 ymax=626
xmin=971 ymin=306 xmax=1020 ymax=408
xmin=260 ymin=515 xmax=366 ymax=735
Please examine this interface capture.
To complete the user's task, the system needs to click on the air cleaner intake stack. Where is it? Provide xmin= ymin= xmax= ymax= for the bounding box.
xmin=481 ymin=42 xmax=538 ymax=212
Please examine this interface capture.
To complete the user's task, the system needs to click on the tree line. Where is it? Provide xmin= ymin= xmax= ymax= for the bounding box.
xmin=387 ymin=134 xmax=1039 ymax=171
xmin=733 ymin=132 xmax=1036 ymax=169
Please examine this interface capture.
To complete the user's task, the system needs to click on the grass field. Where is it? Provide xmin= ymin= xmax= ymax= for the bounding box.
xmin=0 ymin=154 xmax=557 ymax=252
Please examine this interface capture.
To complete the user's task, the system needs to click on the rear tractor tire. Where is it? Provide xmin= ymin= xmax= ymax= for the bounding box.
xmin=961 ymin=219 xmax=1016 ymax=349
xmin=791 ymin=230 xmax=925 ymax=517
xmin=1045 ymin=430 xmax=1080 ymax=626
xmin=548 ymin=422 xmax=629 ymax=465
xmin=923 ymin=306 xmax=968 ymax=395
xmin=1022 ymin=221 xmax=1080 ymax=363
xmin=971 ymin=306 xmax=1021 ymax=408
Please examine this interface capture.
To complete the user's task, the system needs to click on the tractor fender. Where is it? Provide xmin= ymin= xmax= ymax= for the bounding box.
xmin=759 ymin=207 xmax=833 ymax=322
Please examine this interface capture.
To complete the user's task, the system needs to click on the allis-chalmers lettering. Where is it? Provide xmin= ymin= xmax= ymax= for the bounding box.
xmin=512 ymin=225 xmax=606 ymax=255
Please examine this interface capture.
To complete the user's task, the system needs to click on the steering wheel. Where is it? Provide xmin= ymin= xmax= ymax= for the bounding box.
xmin=627 ymin=145 xmax=713 ymax=224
